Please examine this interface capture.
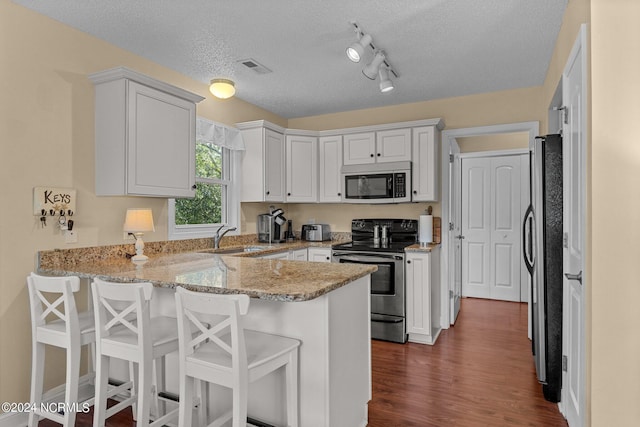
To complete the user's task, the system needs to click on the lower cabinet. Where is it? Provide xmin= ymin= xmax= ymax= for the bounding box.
xmin=405 ymin=248 xmax=441 ymax=345
xmin=260 ymin=251 xmax=289 ymax=260
xmin=307 ymin=247 xmax=332 ymax=263
xmin=290 ymin=248 xmax=308 ymax=261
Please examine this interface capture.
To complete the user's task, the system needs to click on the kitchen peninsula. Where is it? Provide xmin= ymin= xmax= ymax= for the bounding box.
xmin=37 ymin=243 xmax=375 ymax=427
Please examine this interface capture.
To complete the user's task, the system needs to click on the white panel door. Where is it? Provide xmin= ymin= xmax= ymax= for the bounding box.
xmin=286 ymin=134 xmax=317 ymax=203
xmin=264 ymin=129 xmax=285 ymax=202
xmin=561 ymin=25 xmax=586 ymax=427
xmin=489 ymin=156 xmax=521 ymax=302
xmin=461 ymin=158 xmax=491 ymax=298
xmin=376 ymin=128 xmax=412 ymax=163
xmin=462 ymin=155 xmax=523 ymax=301
xmin=319 ymin=135 xmax=343 ymax=202
xmin=449 ymin=139 xmax=462 ymax=324
xmin=343 ymin=132 xmax=376 ymax=165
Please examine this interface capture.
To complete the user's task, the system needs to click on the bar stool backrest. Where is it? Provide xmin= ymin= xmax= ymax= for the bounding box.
xmin=91 ymin=279 xmax=153 ymax=359
xmin=174 ymin=287 xmax=250 ymax=382
xmin=27 ymin=274 xmax=81 ymax=347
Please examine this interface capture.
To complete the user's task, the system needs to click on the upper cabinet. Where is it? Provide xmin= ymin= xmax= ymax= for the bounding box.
xmin=238 ymin=122 xmax=286 ymax=202
xmin=90 ymin=67 xmax=204 ymax=197
xmin=343 ymin=128 xmax=412 ymax=165
xmin=318 ymin=135 xmax=343 ymax=203
xmin=376 ymin=128 xmax=412 ymax=163
xmin=236 ymin=118 xmax=444 ymax=204
xmin=412 ymin=126 xmax=441 ymax=202
xmin=343 ymin=132 xmax=376 ymax=165
xmin=286 ymin=132 xmax=318 ymax=203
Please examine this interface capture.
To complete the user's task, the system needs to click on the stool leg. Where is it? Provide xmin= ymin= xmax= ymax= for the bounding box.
xmin=232 ymin=380 xmax=248 ymax=427
xmin=28 ymin=341 xmax=45 ymax=427
xmin=129 ymin=361 xmax=138 ymax=421
xmin=285 ymin=350 xmax=299 ymax=427
xmin=136 ymin=359 xmax=153 ymax=427
xmin=62 ymin=341 xmax=81 ymax=426
xmin=179 ymin=375 xmax=194 ymax=427
xmin=93 ymin=354 xmax=109 ymax=427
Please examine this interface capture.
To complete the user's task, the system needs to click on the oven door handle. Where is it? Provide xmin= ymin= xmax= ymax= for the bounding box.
xmin=332 ymin=252 xmax=404 ymax=261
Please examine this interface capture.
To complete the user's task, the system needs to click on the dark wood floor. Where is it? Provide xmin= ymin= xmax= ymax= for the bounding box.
xmin=368 ymin=298 xmax=568 ymax=427
xmin=40 ymin=298 xmax=567 ymax=426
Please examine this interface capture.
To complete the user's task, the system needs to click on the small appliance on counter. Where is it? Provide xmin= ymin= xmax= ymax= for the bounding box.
xmin=257 ymin=206 xmax=287 ymax=243
xmin=301 ymin=224 xmax=332 ymax=242
xmin=284 ymin=220 xmax=296 ymax=242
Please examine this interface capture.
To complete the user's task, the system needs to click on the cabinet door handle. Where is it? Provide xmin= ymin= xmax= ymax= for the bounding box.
xmin=337 ymin=192 xmax=341 ymax=196
xmin=370 ymin=153 xmax=374 ymax=157
xmin=287 ymin=192 xmax=291 ymax=196
xmin=191 ymin=184 xmax=197 ymax=190
xmin=377 ymin=153 xmax=381 ymax=157
xmin=407 ymin=260 xmax=411 ymax=264
xmin=266 ymin=191 xmax=270 ymax=195
xmin=413 ymin=190 xmax=417 ymax=194
xmin=326 ymin=256 xmax=330 ymax=260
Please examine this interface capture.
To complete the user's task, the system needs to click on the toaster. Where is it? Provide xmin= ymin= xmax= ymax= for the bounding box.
xmin=301 ymin=224 xmax=332 ymax=241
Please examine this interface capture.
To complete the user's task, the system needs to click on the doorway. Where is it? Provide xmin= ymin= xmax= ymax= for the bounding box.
xmin=460 ymin=152 xmax=528 ymax=302
xmin=440 ymin=121 xmax=539 ymax=328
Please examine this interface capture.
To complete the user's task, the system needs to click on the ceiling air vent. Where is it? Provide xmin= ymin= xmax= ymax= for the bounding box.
xmin=237 ymin=58 xmax=272 ymax=75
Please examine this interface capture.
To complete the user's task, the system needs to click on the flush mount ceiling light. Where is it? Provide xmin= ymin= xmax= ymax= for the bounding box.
xmin=346 ymin=21 xmax=399 ymax=93
xmin=209 ymin=78 xmax=236 ymax=99
xmin=378 ymin=67 xmax=394 ymax=93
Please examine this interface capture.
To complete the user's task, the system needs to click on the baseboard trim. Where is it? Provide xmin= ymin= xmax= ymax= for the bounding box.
xmin=0 ymin=411 xmax=27 ymax=427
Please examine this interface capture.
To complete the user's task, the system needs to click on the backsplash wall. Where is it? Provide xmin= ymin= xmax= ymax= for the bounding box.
xmin=241 ymin=202 xmax=441 ymax=234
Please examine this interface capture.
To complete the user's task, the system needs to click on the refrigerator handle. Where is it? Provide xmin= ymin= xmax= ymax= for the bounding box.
xmin=522 ymin=204 xmax=535 ymax=274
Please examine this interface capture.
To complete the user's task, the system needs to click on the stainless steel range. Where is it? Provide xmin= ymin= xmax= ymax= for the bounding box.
xmin=332 ymin=218 xmax=418 ymax=343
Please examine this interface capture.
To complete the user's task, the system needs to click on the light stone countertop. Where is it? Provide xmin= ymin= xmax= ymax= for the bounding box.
xmin=37 ymin=237 xmax=374 ymax=302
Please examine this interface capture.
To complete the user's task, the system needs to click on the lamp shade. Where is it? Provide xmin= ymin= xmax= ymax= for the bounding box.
xmin=209 ymin=79 xmax=236 ymax=99
xmin=363 ymin=51 xmax=386 ymax=80
xmin=123 ymin=209 xmax=155 ymax=233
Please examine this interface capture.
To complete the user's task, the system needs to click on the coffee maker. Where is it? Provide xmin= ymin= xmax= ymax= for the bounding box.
xmin=257 ymin=207 xmax=286 ymax=243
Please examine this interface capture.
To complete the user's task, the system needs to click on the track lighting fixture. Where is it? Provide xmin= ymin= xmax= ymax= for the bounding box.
xmin=346 ymin=21 xmax=398 ymax=93
xmin=378 ymin=68 xmax=394 ymax=93
xmin=363 ymin=51 xmax=386 ymax=80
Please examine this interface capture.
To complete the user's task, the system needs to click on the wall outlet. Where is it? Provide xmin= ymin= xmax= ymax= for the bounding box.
xmin=65 ymin=230 xmax=78 ymax=244
xmin=123 ymin=232 xmax=135 ymax=241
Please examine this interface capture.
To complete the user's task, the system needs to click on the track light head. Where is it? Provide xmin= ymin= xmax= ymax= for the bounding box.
xmin=362 ymin=51 xmax=386 ymax=80
xmin=346 ymin=33 xmax=372 ymax=63
xmin=379 ymin=68 xmax=394 ymax=93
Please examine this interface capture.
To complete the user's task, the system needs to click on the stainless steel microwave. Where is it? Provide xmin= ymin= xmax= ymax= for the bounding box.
xmin=341 ymin=161 xmax=412 ymax=204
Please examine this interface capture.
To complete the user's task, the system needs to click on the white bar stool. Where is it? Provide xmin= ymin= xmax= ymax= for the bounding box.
xmin=27 ymin=273 xmax=94 ymax=427
xmin=91 ymin=278 xmax=180 ymax=427
xmin=174 ymin=287 xmax=301 ymax=427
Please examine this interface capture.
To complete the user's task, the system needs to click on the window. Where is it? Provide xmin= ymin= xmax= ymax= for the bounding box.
xmin=168 ymin=120 xmax=241 ymax=240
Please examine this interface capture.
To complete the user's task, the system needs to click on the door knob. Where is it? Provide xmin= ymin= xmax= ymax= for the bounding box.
xmin=455 ymin=235 xmax=465 ymax=240
xmin=565 ymin=271 xmax=582 ymax=285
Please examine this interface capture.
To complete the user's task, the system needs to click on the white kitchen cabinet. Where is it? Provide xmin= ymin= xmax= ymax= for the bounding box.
xmin=343 ymin=132 xmax=376 ymax=165
xmin=405 ymin=248 xmax=441 ymax=345
xmin=318 ymin=135 xmax=343 ymax=203
xmin=89 ymin=67 xmax=204 ymax=197
xmin=412 ymin=126 xmax=440 ymax=202
xmin=261 ymin=251 xmax=289 ymax=260
xmin=290 ymin=248 xmax=308 ymax=261
xmin=286 ymin=133 xmax=317 ymax=203
xmin=307 ymin=247 xmax=332 ymax=263
xmin=343 ymin=129 xmax=411 ymax=165
xmin=237 ymin=121 xmax=285 ymax=202
xmin=376 ymin=128 xmax=412 ymax=163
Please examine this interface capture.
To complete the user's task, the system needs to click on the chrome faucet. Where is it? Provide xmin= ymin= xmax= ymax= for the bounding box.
xmin=213 ymin=226 xmax=237 ymax=249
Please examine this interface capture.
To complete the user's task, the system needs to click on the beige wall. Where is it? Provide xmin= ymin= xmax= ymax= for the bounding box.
xmin=457 ymin=132 xmax=529 ymax=153
xmin=0 ymin=0 xmax=286 ymax=404
xmin=591 ymin=0 xmax=640 ymax=425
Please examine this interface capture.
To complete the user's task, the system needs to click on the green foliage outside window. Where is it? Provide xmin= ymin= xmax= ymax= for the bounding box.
xmin=175 ymin=142 xmax=224 ymax=225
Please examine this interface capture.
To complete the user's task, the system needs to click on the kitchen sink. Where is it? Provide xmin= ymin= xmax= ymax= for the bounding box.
xmin=200 ymin=245 xmax=274 ymax=255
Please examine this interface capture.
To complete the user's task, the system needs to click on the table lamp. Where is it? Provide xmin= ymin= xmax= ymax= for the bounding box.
xmin=123 ymin=208 xmax=155 ymax=262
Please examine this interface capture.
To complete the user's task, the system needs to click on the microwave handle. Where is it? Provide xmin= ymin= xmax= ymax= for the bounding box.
xmin=388 ymin=176 xmax=393 ymax=192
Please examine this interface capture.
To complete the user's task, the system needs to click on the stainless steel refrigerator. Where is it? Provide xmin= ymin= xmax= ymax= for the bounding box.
xmin=522 ymin=133 xmax=563 ymax=402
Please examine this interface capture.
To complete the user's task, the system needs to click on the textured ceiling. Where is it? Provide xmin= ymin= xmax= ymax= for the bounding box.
xmin=13 ymin=0 xmax=568 ymax=119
